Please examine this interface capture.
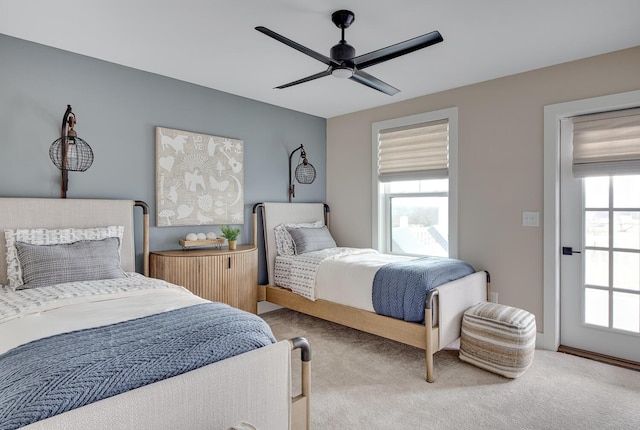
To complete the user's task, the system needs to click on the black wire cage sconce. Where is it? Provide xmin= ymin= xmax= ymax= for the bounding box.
xmin=49 ymin=105 xmax=94 ymax=198
xmin=288 ymin=144 xmax=316 ymax=202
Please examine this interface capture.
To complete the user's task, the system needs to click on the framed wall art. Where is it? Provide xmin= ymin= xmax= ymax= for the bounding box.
xmin=155 ymin=126 xmax=244 ymax=227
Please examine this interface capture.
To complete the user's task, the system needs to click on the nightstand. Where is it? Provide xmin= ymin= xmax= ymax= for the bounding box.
xmin=150 ymin=245 xmax=257 ymax=313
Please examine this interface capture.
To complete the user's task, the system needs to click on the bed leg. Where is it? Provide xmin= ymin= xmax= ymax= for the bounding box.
xmin=290 ymin=337 xmax=311 ymax=430
xmin=301 ymin=360 xmax=311 ymax=429
xmin=425 ymin=310 xmax=434 ymax=383
xmin=425 ymin=289 xmax=439 ymax=383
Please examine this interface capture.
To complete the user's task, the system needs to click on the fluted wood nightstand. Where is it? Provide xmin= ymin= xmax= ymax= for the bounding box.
xmin=150 ymin=245 xmax=257 ymax=313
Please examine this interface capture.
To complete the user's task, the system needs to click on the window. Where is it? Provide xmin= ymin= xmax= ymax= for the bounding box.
xmin=372 ymin=107 xmax=458 ymax=257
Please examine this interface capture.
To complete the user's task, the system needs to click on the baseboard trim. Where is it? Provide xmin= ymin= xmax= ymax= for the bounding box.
xmin=558 ymin=345 xmax=640 ymax=372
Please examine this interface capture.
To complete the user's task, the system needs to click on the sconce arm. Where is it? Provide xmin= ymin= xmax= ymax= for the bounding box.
xmin=288 ymin=144 xmax=304 ymax=202
xmin=60 ymin=104 xmax=74 ymax=198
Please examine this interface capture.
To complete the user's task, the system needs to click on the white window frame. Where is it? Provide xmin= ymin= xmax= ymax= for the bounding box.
xmin=371 ymin=107 xmax=459 ymax=257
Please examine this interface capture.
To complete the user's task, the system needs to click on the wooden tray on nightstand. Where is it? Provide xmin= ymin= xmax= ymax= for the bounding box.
xmin=178 ymin=238 xmax=225 ymax=250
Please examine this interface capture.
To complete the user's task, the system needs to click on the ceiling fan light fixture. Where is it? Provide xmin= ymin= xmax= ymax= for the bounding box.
xmin=331 ymin=67 xmax=353 ymax=79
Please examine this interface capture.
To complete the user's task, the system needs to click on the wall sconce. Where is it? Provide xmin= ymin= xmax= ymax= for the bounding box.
xmin=49 ymin=105 xmax=94 ymax=198
xmin=288 ymin=144 xmax=316 ymax=202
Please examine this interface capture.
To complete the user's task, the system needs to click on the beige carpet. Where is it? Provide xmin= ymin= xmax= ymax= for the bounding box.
xmin=262 ymin=309 xmax=640 ymax=430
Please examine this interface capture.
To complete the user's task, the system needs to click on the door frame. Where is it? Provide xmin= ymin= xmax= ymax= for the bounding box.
xmin=542 ymin=89 xmax=640 ymax=351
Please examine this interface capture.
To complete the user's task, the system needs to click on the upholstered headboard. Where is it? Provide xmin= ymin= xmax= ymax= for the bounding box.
xmin=253 ymin=202 xmax=329 ymax=286
xmin=0 ymin=198 xmax=139 ymax=286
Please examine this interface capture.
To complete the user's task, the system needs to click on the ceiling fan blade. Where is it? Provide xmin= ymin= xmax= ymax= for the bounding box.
xmin=350 ymin=70 xmax=400 ymax=95
xmin=353 ymin=31 xmax=443 ymax=70
xmin=256 ymin=26 xmax=340 ymax=67
xmin=275 ymin=69 xmax=332 ymax=89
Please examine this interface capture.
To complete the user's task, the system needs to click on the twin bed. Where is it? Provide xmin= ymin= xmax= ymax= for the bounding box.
xmin=0 ymin=198 xmax=310 ymax=430
xmin=254 ymin=202 xmax=488 ymax=383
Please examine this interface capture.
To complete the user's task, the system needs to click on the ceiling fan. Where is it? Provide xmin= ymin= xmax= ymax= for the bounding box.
xmin=255 ymin=10 xmax=443 ymax=95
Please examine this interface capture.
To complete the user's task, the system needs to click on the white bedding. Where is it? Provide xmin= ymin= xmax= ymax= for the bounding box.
xmin=275 ymin=247 xmax=413 ymax=311
xmin=0 ymin=274 xmax=206 ymax=354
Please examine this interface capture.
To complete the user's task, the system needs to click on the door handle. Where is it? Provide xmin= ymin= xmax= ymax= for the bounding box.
xmin=562 ymin=246 xmax=582 ymax=255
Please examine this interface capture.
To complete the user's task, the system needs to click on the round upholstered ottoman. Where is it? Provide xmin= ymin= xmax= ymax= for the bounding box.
xmin=459 ymin=302 xmax=536 ymax=378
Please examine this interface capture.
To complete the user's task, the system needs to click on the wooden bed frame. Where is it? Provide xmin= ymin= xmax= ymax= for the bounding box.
xmin=0 ymin=198 xmax=310 ymax=430
xmin=253 ymin=202 xmax=488 ymax=383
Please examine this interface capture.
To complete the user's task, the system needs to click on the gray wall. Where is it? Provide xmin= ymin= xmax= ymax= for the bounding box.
xmin=0 ymin=34 xmax=326 ymax=284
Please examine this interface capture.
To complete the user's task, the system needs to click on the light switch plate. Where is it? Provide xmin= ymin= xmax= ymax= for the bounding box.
xmin=489 ymin=292 xmax=498 ymax=303
xmin=522 ymin=211 xmax=539 ymax=227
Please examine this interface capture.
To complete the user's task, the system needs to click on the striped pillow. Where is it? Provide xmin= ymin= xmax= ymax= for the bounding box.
xmin=15 ymin=237 xmax=126 ymax=290
xmin=274 ymin=221 xmax=323 ymax=256
xmin=286 ymin=226 xmax=336 ymax=254
xmin=4 ymin=226 xmax=124 ymax=289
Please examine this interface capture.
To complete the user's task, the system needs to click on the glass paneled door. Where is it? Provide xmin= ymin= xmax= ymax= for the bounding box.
xmin=560 ymin=120 xmax=640 ymax=363
xmin=561 ymin=166 xmax=640 ymax=361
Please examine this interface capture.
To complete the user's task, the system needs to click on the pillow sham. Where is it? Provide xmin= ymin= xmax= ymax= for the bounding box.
xmin=4 ymin=226 xmax=124 ymax=289
xmin=15 ymin=237 xmax=126 ymax=290
xmin=286 ymin=225 xmax=337 ymax=254
xmin=274 ymin=221 xmax=323 ymax=256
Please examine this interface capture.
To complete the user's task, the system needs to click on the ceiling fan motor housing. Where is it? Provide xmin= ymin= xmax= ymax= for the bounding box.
xmin=330 ymin=42 xmax=355 ymax=62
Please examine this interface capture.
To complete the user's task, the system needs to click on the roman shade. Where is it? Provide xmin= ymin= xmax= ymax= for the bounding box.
xmin=572 ymin=107 xmax=640 ymax=177
xmin=377 ymin=119 xmax=449 ymax=182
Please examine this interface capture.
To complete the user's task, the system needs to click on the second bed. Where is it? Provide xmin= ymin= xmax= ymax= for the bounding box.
xmin=254 ymin=202 xmax=488 ymax=382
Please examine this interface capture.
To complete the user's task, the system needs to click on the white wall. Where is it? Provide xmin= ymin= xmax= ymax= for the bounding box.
xmin=327 ymin=46 xmax=640 ymax=332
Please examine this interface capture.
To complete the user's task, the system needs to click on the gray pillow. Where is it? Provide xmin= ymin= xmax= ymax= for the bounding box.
xmin=286 ymin=226 xmax=337 ymax=254
xmin=15 ymin=237 xmax=126 ymax=289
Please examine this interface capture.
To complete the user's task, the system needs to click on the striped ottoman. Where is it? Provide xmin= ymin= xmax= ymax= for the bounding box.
xmin=459 ymin=302 xmax=536 ymax=378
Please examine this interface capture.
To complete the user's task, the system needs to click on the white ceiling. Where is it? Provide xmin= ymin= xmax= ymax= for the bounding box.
xmin=1 ymin=0 xmax=639 ymax=119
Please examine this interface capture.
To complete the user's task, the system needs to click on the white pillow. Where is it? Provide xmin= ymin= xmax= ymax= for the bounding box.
xmin=4 ymin=226 xmax=124 ymax=289
xmin=274 ymin=221 xmax=323 ymax=256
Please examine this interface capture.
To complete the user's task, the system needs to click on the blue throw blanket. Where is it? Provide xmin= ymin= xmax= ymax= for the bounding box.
xmin=372 ymin=257 xmax=475 ymax=323
xmin=0 ymin=303 xmax=276 ymax=430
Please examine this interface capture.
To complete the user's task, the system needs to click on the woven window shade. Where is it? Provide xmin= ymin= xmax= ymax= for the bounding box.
xmin=572 ymin=107 xmax=640 ymax=177
xmin=377 ymin=119 xmax=449 ymax=182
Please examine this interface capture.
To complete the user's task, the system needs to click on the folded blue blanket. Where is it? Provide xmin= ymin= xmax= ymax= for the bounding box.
xmin=372 ymin=257 xmax=475 ymax=323
xmin=0 ymin=302 xmax=275 ymax=430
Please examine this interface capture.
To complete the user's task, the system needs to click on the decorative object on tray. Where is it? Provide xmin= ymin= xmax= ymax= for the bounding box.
xmin=220 ymin=225 xmax=241 ymax=250
xmin=49 ymin=104 xmax=94 ymax=198
xmin=179 ymin=232 xmax=225 ymax=250
xmin=155 ymin=126 xmax=244 ymax=227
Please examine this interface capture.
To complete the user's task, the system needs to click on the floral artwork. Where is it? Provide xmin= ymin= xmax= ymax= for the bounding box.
xmin=155 ymin=127 xmax=244 ymax=227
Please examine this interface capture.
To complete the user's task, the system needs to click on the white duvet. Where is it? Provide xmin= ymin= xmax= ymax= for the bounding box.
xmin=275 ymin=247 xmax=413 ymax=311
xmin=0 ymin=274 xmax=207 ymax=355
